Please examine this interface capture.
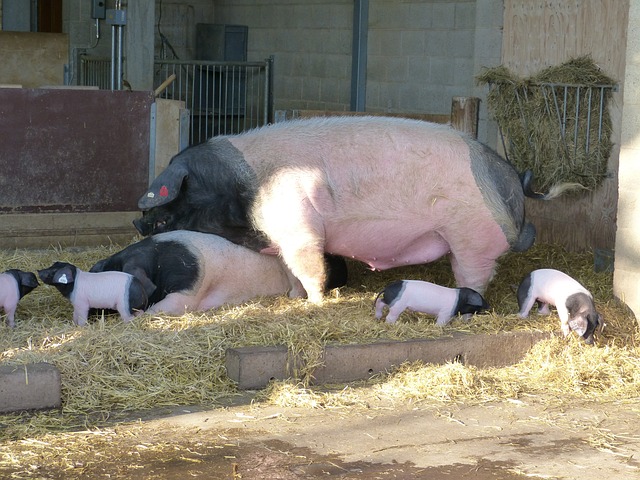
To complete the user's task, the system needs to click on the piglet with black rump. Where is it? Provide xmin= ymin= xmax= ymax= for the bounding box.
xmin=0 ymin=269 xmax=39 ymax=327
xmin=38 ymin=261 xmax=148 ymax=326
xmin=374 ymin=279 xmax=490 ymax=325
xmin=517 ymin=268 xmax=602 ymax=344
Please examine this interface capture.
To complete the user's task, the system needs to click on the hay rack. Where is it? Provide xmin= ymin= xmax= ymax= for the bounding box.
xmin=480 ymin=58 xmax=618 ymax=192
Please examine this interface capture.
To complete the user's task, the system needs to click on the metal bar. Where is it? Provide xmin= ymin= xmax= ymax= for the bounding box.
xmin=563 ymin=86 xmax=568 ymax=140
xmin=350 ymin=0 xmax=369 ymax=111
xmin=550 ymin=85 xmax=565 ymax=140
xmin=585 ymin=87 xmax=593 ymax=155
xmin=110 ymin=25 xmax=116 ymax=90
xmin=573 ymin=86 xmax=581 ymax=161
xmin=190 ymin=64 xmax=197 ymax=145
xmin=598 ymin=86 xmax=605 ymax=141
xmin=265 ymin=56 xmax=272 ymax=126
xmin=116 ymin=25 xmax=123 ymax=90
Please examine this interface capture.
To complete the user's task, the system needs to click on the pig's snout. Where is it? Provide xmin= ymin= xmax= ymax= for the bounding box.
xmin=132 ymin=217 xmax=150 ymax=236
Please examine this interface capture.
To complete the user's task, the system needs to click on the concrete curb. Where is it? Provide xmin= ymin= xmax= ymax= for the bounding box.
xmin=225 ymin=331 xmax=552 ymax=390
xmin=0 ymin=362 xmax=62 ymax=413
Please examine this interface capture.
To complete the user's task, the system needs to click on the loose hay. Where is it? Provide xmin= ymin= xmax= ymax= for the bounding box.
xmin=0 ymin=242 xmax=637 ymax=442
xmin=477 ymin=56 xmax=616 ymax=192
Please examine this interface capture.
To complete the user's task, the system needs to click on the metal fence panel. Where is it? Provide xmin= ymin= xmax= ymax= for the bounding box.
xmin=78 ymin=56 xmax=273 ymax=145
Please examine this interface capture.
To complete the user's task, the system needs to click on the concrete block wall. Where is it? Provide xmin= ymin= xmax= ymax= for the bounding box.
xmin=366 ymin=1 xmax=475 ymax=116
xmin=215 ymin=0 xmax=354 ymax=112
xmin=215 ymin=0 xmax=502 ymax=146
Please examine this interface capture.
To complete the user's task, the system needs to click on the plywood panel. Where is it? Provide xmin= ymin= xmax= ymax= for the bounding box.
xmin=0 ymin=32 xmax=68 ymax=87
xmin=501 ymin=0 xmax=629 ymax=252
xmin=0 ymin=88 xmax=153 ymax=213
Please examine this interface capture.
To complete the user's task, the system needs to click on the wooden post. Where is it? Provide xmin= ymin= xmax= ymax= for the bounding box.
xmin=450 ymin=96 xmax=480 ymax=138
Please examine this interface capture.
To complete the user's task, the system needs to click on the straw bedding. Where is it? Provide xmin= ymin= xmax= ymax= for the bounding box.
xmin=0 ymin=239 xmax=637 ymax=442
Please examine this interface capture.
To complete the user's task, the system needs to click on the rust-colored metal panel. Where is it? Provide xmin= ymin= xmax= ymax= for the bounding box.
xmin=0 ymin=88 xmax=153 ymax=213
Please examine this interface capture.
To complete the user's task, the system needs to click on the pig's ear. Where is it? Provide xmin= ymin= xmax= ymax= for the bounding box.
xmin=19 ymin=271 xmax=39 ymax=289
xmin=138 ymin=163 xmax=189 ymax=209
xmin=568 ymin=316 xmax=588 ymax=337
xmin=90 ymin=259 xmax=107 ymax=273
xmin=53 ymin=266 xmax=75 ymax=285
xmin=127 ymin=266 xmax=157 ymax=298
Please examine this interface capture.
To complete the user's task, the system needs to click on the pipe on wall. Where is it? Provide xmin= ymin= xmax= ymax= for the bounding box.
xmin=350 ymin=0 xmax=368 ymax=112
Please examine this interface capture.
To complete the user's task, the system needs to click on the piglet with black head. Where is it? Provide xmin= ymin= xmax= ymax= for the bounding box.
xmin=517 ymin=268 xmax=603 ymax=344
xmin=0 ymin=269 xmax=39 ymax=327
xmin=38 ymin=261 xmax=148 ymax=326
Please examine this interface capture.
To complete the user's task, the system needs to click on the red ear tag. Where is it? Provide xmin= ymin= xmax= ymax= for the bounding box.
xmin=159 ymin=185 xmax=169 ymax=197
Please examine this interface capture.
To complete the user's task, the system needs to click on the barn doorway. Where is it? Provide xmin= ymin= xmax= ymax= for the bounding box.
xmin=37 ymin=0 xmax=62 ymax=32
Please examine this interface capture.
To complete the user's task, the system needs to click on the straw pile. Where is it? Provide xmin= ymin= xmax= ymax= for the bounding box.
xmin=476 ymin=56 xmax=616 ymax=192
xmin=0 ymin=241 xmax=637 ymax=442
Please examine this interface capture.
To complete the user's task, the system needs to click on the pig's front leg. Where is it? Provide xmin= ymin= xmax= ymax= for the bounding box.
xmin=254 ymin=174 xmax=328 ymax=304
xmin=281 ymin=246 xmax=326 ymax=304
xmin=72 ymin=303 xmax=90 ymax=326
xmin=383 ymin=304 xmax=404 ymax=324
xmin=118 ymin=307 xmax=136 ymax=323
xmin=3 ymin=305 xmax=16 ymax=328
xmin=555 ymin=304 xmax=571 ymax=337
xmin=284 ymin=271 xmax=307 ymax=299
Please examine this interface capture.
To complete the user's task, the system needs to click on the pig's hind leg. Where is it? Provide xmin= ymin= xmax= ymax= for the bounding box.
xmin=147 ymin=293 xmax=198 ymax=316
xmin=449 ymin=252 xmax=497 ymax=296
xmin=515 ymin=274 xmax=536 ymax=318
xmin=537 ymin=302 xmax=551 ymax=315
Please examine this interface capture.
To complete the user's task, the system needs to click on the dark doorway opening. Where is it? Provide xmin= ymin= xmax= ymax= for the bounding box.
xmin=38 ymin=0 xmax=63 ymax=33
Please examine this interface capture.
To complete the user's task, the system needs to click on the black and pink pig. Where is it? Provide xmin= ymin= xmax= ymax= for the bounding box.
xmin=374 ymin=279 xmax=489 ymax=325
xmin=0 ymin=269 xmax=39 ymax=327
xmin=90 ymin=230 xmax=345 ymax=315
xmin=38 ymin=262 xmax=148 ymax=326
xmin=135 ymin=116 xmax=573 ymax=304
xmin=517 ymin=268 xmax=602 ymax=344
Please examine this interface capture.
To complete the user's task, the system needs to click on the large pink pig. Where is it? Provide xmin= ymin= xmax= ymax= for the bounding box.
xmin=135 ymin=116 xmax=568 ymax=303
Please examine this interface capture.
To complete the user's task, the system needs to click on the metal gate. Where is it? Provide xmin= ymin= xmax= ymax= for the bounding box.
xmin=79 ymin=55 xmax=274 ymax=145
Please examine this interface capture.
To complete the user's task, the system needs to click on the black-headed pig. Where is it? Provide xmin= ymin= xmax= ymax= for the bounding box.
xmin=0 ymin=269 xmax=39 ymax=327
xmin=517 ymin=268 xmax=602 ymax=344
xmin=90 ymin=230 xmax=346 ymax=316
xmin=38 ymin=262 xmax=148 ymax=326
xmin=374 ymin=279 xmax=489 ymax=325
xmin=136 ymin=116 xmax=573 ymax=303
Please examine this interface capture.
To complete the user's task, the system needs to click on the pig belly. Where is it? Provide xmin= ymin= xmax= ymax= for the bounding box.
xmin=325 ymin=224 xmax=451 ymax=270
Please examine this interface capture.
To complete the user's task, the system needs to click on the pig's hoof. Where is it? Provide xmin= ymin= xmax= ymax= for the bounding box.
xmin=306 ymin=293 xmax=324 ymax=305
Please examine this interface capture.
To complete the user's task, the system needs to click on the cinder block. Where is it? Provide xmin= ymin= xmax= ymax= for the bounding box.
xmin=313 ymin=331 xmax=551 ymax=384
xmin=0 ymin=362 xmax=61 ymax=413
xmin=225 ymin=332 xmax=552 ymax=390
xmin=225 ymin=345 xmax=292 ymax=390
